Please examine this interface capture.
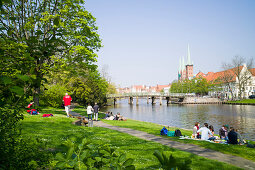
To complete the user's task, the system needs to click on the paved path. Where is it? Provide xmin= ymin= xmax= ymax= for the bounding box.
xmin=93 ymin=121 xmax=255 ymax=170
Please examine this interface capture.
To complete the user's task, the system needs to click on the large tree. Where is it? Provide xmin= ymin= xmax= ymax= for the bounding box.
xmin=0 ymin=0 xmax=101 ymax=105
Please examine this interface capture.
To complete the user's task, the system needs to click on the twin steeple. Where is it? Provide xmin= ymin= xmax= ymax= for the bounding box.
xmin=179 ymin=44 xmax=193 ymax=71
xmin=187 ymin=44 xmax=192 ymax=65
xmin=178 ymin=44 xmax=194 ymax=80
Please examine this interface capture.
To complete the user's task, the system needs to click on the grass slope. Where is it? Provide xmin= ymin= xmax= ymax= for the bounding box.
xmin=103 ymin=119 xmax=255 ymax=162
xmin=227 ymin=99 xmax=255 ymax=104
xmin=20 ymin=108 xmax=241 ymax=169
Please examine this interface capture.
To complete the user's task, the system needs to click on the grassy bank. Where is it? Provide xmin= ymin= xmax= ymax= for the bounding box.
xmin=19 ymin=108 xmax=241 ymax=169
xmin=103 ymin=119 xmax=255 ymax=162
xmin=227 ymin=99 xmax=255 ymax=104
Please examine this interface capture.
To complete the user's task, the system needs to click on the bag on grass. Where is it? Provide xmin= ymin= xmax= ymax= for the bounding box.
xmin=167 ymin=131 xmax=175 ymax=137
xmin=160 ymin=127 xmax=168 ymax=135
xmin=174 ymin=129 xmax=182 ymax=137
xmin=30 ymin=109 xmax=38 ymax=115
xmin=247 ymin=144 xmax=255 ymax=148
xmin=43 ymin=114 xmax=53 ymax=117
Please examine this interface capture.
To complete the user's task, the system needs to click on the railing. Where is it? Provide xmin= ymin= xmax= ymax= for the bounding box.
xmin=106 ymin=92 xmax=195 ymax=98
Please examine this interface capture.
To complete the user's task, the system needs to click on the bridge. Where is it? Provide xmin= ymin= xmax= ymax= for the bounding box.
xmin=106 ymin=92 xmax=195 ymax=105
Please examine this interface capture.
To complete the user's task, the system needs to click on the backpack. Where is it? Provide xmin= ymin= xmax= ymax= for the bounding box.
xmin=160 ymin=127 xmax=168 ymax=135
xmin=174 ymin=129 xmax=182 ymax=137
xmin=167 ymin=131 xmax=175 ymax=137
xmin=31 ymin=109 xmax=38 ymax=115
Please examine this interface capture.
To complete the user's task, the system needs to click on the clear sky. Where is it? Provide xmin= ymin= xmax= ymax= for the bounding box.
xmin=85 ymin=0 xmax=255 ymax=87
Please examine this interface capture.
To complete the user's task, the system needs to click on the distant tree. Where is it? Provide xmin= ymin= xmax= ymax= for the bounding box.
xmin=0 ymin=0 xmax=102 ymax=105
xmin=170 ymin=80 xmax=180 ymax=93
xmin=101 ymin=64 xmax=112 ymax=83
xmin=107 ymin=82 xmax=117 ymax=94
xmin=192 ymin=77 xmax=210 ymax=95
xmin=170 ymin=78 xmax=211 ymax=95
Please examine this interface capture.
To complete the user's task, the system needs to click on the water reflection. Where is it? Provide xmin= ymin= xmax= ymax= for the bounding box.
xmin=102 ymin=99 xmax=255 ymax=140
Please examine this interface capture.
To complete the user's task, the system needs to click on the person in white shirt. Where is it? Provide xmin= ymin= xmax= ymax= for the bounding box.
xmin=197 ymin=123 xmax=212 ymax=140
xmin=87 ymin=103 xmax=93 ymax=120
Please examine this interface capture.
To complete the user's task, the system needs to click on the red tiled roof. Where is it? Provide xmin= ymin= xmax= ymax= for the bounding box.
xmin=156 ymin=85 xmax=170 ymax=92
xmin=196 ymin=72 xmax=206 ymax=78
xmin=249 ymin=68 xmax=255 ymax=76
xmin=199 ymin=66 xmax=245 ymax=83
xmin=132 ymin=85 xmax=144 ymax=89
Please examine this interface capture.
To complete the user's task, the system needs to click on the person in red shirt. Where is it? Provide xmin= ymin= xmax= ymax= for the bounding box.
xmin=63 ymin=93 xmax=72 ymax=117
xmin=27 ymin=101 xmax=34 ymax=113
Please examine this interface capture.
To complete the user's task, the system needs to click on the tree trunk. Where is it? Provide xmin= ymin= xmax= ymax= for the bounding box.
xmin=33 ymin=74 xmax=43 ymax=106
xmin=33 ymin=87 xmax=40 ymax=106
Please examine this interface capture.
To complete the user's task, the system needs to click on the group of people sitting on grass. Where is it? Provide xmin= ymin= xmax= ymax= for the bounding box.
xmin=104 ymin=112 xmax=126 ymax=121
xmin=193 ymin=122 xmax=244 ymax=144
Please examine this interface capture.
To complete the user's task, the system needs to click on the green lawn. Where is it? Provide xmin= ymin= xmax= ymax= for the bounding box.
xmin=227 ymin=99 xmax=255 ymax=104
xmin=102 ymin=119 xmax=255 ymax=162
xmin=19 ymin=108 xmax=242 ymax=169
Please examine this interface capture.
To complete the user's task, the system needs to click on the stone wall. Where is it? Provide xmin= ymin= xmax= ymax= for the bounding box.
xmin=183 ymin=97 xmax=221 ymax=103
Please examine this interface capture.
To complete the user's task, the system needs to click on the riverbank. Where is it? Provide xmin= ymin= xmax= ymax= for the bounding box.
xmin=19 ymin=108 xmax=241 ymax=169
xmin=225 ymin=99 xmax=255 ymax=105
xmin=102 ymin=119 xmax=255 ymax=162
xmin=71 ymin=106 xmax=255 ymax=161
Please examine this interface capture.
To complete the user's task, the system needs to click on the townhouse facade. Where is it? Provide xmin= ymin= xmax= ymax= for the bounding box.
xmin=196 ymin=64 xmax=255 ymax=99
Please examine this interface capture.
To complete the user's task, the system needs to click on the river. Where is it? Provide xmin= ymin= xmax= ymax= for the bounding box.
xmin=103 ymin=99 xmax=255 ymax=141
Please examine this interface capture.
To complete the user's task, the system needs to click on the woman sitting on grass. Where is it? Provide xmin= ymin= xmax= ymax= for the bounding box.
xmin=115 ymin=112 xmax=126 ymax=121
xmin=192 ymin=122 xmax=200 ymax=139
xmin=208 ymin=125 xmax=216 ymax=141
xmin=219 ymin=125 xmax=228 ymax=140
xmin=105 ymin=112 xmax=115 ymax=120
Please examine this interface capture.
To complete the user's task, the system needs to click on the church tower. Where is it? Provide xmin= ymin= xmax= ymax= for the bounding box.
xmin=185 ymin=44 xmax=193 ymax=80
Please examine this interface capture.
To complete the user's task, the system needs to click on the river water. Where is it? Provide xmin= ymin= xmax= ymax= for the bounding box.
xmin=103 ymin=99 xmax=255 ymax=141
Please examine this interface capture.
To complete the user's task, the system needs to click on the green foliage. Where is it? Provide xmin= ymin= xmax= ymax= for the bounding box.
xmin=41 ymin=84 xmax=67 ymax=107
xmin=170 ymin=77 xmax=213 ymax=95
xmin=153 ymin=150 xmax=192 ymax=170
xmin=67 ymin=71 xmax=108 ymax=105
xmin=55 ymin=138 xmax=135 ymax=169
xmin=107 ymin=82 xmax=117 ymax=94
xmin=1 ymin=0 xmax=102 ymax=105
xmin=227 ymin=99 xmax=255 ymax=104
xmin=0 ymin=38 xmax=35 ymax=169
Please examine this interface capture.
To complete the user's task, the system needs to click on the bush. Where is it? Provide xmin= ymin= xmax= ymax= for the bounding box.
xmin=55 ymin=138 xmax=135 ymax=169
xmin=41 ymin=84 xmax=67 ymax=108
xmin=0 ymin=106 xmax=24 ymax=169
xmin=154 ymin=150 xmax=192 ymax=170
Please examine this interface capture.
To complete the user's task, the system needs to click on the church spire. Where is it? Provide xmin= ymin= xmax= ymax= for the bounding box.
xmin=179 ymin=57 xmax=182 ymax=73
xmin=187 ymin=44 xmax=192 ymax=65
xmin=182 ymin=56 xmax=185 ymax=71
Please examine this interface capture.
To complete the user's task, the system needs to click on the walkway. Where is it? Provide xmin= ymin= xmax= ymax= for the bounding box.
xmin=93 ymin=121 xmax=255 ymax=170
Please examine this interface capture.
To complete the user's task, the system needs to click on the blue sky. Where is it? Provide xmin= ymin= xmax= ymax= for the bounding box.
xmin=85 ymin=0 xmax=255 ymax=87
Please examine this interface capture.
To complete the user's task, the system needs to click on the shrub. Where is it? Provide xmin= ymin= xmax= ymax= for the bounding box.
xmin=55 ymin=138 xmax=135 ymax=169
xmin=153 ymin=150 xmax=192 ymax=170
xmin=41 ymin=84 xmax=67 ymax=107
